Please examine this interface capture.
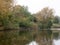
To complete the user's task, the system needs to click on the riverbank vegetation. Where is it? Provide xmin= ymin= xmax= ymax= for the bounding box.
xmin=0 ymin=0 xmax=60 ymax=45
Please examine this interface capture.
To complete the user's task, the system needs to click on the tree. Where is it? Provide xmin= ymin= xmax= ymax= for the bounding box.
xmin=0 ymin=0 xmax=19 ymax=45
xmin=53 ymin=16 xmax=59 ymax=24
xmin=0 ymin=0 xmax=13 ymax=14
xmin=0 ymin=0 xmax=14 ymax=28
xmin=35 ymin=7 xmax=54 ymax=45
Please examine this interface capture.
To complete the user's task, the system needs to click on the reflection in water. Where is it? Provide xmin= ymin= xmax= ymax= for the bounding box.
xmin=27 ymin=39 xmax=60 ymax=45
xmin=26 ymin=41 xmax=39 ymax=45
xmin=53 ymin=39 xmax=60 ymax=45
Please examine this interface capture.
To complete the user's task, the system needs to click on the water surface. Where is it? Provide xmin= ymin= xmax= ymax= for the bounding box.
xmin=27 ymin=39 xmax=60 ymax=45
xmin=53 ymin=39 xmax=60 ymax=45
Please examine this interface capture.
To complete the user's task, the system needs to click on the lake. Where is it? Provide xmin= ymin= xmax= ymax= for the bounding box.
xmin=27 ymin=39 xmax=60 ymax=45
xmin=53 ymin=39 xmax=60 ymax=45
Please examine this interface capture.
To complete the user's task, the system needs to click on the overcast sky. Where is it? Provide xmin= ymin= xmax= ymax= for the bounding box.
xmin=16 ymin=0 xmax=60 ymax=16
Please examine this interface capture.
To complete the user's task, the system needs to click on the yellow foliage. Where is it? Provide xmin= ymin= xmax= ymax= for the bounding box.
xmin=35 ymin=7 xmax=54 ymax=22
xmin=0 ymin=0 xmax=14 ymax=15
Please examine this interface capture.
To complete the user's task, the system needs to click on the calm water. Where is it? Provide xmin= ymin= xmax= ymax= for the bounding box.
xmin=26 ymin=41 xmax=38 ymax=45
xmin=53 ymin=39 xmax=60 ymax=45
xmin=27 ymin=39 xmax=60 ymax=45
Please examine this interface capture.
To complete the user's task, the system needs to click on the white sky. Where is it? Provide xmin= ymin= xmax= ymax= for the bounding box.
xmin=15 ymin=0 xmax=60 ymax=16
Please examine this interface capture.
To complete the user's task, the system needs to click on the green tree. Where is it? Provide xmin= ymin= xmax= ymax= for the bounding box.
xmin=53 ymin=16 xmax=59 ymax=24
